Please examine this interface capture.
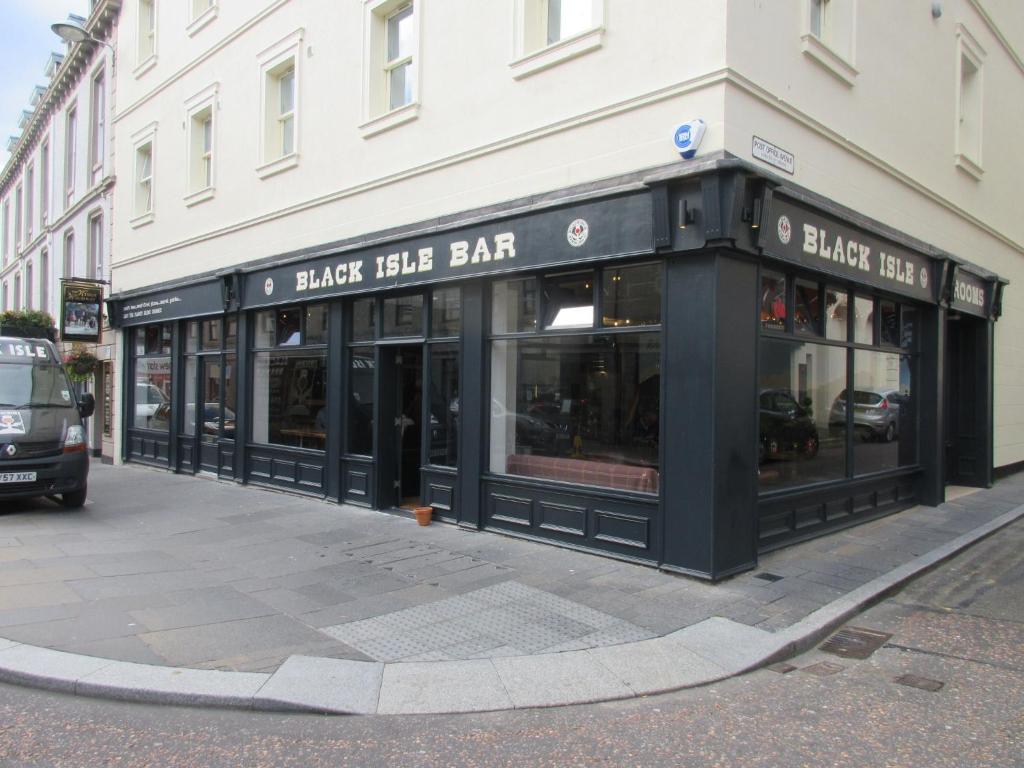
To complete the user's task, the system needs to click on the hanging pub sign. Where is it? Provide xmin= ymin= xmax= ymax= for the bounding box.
xmin=60 ymin=281 xmax=104 ymax=343
xmin=760 ymin=192 xmax=938 ymax=303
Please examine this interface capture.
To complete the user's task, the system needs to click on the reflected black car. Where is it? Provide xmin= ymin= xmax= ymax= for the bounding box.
xmin=759 ymin=389 xmax=819 ymax=462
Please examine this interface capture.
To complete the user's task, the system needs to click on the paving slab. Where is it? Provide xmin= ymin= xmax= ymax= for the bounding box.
xmin=255 ymin=655 xmax=383 ymax=714
xmin=77 ymin=659 xmax=269 ymax=707
xmin=377 ymin=659 xmax=511 ymax=714
xmin=585 ymin=636 xmax=728 ymax=695
xmin=0 ymin=643 xmax=113 ymax=692
xmin=492 ymin=650 xmax=634 ymax=708
xmin=669 ymin=617 xmax=791 ymax=672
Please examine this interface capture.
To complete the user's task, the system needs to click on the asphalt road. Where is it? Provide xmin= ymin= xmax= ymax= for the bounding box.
xmin=0 ymin=519 xmax=1020 ymax=768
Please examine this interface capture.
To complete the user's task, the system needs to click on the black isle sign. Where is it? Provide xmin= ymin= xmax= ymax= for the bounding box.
xmin=762 ymin=194 xmax=936 ymax=303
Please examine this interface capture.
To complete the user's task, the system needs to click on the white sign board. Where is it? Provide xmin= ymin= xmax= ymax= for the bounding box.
xmin=752 ymin=136 xmax=795 ymax=175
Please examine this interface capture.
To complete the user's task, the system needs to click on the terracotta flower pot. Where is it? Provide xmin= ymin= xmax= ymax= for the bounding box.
xmin=413 ymin=506 xmax=433 ymax=526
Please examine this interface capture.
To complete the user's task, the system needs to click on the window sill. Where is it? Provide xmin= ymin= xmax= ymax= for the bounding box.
xmin=800 ymin=34 xmax=857 ymax=87
xmin=184 ymin=186 xmax=215 ymax=207
xmin=510 ymin=26 xmax=605 ymax=80
xmin=955 ymin=153 xmax=984 ymax=181
xmin=256 ymin=153 xmax=299 ymax=179
xmin=133 ymin=55 xmax=158 ymax=80
xmin=186 ymin=5 xmax=218 ymax=37
xmin=358 ymin=102 xmax=420 ymax=139
xmin=129 ymin=211 xmax=155 ymax=229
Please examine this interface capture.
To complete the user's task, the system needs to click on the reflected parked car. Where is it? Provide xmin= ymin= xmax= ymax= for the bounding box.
xmin=828 ymin=389 xmax=902 ymax=442
xmin=491 ymin=400 xmax=560 ymax=454
xmin=135 ymin=382 xmax=170 ymax=428
xmin=759 ymin=389 xmax=819 ymax=462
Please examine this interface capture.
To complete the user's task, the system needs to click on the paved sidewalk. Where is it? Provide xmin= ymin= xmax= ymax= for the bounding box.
xmin=0 ymin=463 xmax=1020 ymax=714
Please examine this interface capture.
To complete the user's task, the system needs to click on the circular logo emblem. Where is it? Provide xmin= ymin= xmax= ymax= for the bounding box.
xmin=3 ymin=444 xmax=16 ymax=458
xmin=567 ymin=219 xmax=589 ymax=248
xmin=920 ymin=267 xmax=928 ymax=289
xmin=264 ymin=278 xmax=274 ymax=296
xmin=777 ymin=215 xmax=792 ymax=245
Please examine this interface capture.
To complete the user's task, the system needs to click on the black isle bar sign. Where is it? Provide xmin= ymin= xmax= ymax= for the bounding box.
xmin=243 ymin=193 xmax=653 ymax=308
xmin=762 ymin=193 xmax=937 ymax=303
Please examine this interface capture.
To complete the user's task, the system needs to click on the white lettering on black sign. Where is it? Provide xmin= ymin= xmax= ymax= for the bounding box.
xmin=0 ymin=343 xmax=49 ymax=360
xmin=123 ymin=295 xmax=184 ymax=321
xmin=294 ymin=232 xmax=516 ymax=294
xmin=953 ymin=279 xmax=985 ymax=308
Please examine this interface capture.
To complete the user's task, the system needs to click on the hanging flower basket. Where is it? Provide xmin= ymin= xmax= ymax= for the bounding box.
xmin=64 ymin=348 xmax=99 ymax=383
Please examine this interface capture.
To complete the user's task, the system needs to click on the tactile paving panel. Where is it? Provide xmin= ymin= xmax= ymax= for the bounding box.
xmin=322 ymin=581 xmax=656 ymax=661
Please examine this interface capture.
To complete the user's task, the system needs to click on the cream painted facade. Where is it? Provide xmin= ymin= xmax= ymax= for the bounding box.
xmin=1 ymin=0 xmax=120 ymax=460
xmin=110 ymin=0 xmax=1022 ymax=469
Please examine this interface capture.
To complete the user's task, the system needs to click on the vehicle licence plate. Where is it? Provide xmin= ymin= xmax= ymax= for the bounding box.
xmin=0 ymin=472 xmax=36 ymax=483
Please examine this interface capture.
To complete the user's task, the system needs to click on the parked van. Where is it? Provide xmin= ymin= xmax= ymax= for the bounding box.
xmin=0 ymin=336 xmax=95 ymax=508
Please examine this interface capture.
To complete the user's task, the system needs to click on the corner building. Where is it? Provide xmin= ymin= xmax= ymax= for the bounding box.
xmin=108 ymin=0 xmax=1021 ymax=579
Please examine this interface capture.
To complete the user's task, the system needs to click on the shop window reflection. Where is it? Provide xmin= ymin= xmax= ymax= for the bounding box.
xmin=794 ymin=279 xmax=822 ymax=335
xmin=543 ymin=271 xmax=594 ymax=330
xmin=758 ymin=338 xmax=846 ymax=489
xmin=851 ymin=350 xmax=916 ymax=474
xmin=761 ymin=271 xmax=786 ymax=331
xmin=602 ymin=262 xmax=661 ymax=328
xmin=490 ymin=334 xmax=660 ymax=493
xmin=348 ymin=350 xmax=374 ymax=455
xmin=825 ymin=286 xmax=848 ymax=341
xmin=252 ymin=350 xmax=327 ymax=449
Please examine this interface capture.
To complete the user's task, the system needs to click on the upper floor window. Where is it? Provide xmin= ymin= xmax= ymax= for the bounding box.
xmin=88 ymin=213 xmax=104 ymax=281
xmin=1 ymin=200 xmax=8 ymax=264
xmin=63 ymin=230 xmax=75 ymax=279
xmin=191 ymin=108 xmax=213 ymax=192
xmin=137 ymin=0 xmax=157 ymax=72
xmin=511 ymin=0 xmax=604 ymax=79
xmin=13 ymin=185 xmax=22 ymax=249
xmin=801 ymin=0 xmax=857 ymax=86
xmin=24 ymin=261 xmax=33 ymax=310
xmin=257 ymin=30 xmax=302 ymax=177
xmin=385 ymin=4 xmax=415 ymax=112
xmin=39 ymin=140 xmax=49 ymax=225
xmin=185 ymin=84 xmax=217 ymax=203
xmin=24 ymin=165 xmax=34 ymax=242
xmin=135 ymin=140 xmax=154 ymax=220
xmin=360 ymin=1 xmax=419 ymax=136
xmin=131 ymin=122 xmax=157 ymax=226
xmin=955 ymin=25 xmax=985 ymax=179
xmin=64 ymin=106 xmax=77 ymax=203
xmin=40 ymin=249 xmax=49 ymax=313
xmin=90 ymin=68 xmax=105 ymax=183
xmin=188 ymin=0 xmax=217 ymax=34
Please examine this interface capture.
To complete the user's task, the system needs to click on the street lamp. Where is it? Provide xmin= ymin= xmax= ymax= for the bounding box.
xmin=51 ymin=21 xmax=114 ymax=51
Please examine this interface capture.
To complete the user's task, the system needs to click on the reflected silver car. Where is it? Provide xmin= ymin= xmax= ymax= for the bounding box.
xmin=828 ymin=388 xmax=904 ymax=442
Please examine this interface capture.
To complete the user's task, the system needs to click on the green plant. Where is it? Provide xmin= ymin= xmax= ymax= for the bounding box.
xmin=64 ymin=347 xmax=99 ymax=383
xmin=0 ymin=309 xmax=57 ymax=334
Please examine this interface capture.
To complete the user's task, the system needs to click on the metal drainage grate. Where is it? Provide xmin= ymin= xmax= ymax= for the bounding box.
xmin=895 ymin=674 xmax=944 ymax=692
xmin=801 ymin=661 xmax=844 ymax=677
xmin=754 ymin=572 xmax=784 ymax=582
xmin=819 ymin=626 xmax=893 ymax=660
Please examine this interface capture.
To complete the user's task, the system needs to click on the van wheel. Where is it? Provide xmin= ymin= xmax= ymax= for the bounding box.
xmin=61 ymin=487 xmax=87 ymax=508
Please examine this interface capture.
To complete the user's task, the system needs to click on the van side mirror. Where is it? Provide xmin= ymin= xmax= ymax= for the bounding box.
xmin=78 ymin=392 xmax=96 ymax=419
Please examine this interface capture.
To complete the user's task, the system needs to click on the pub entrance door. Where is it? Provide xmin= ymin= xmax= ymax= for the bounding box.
xmin=378 ymin=345 xmax=424 ymax=509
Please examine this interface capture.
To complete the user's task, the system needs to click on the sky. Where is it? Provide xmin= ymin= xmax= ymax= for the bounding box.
xmin=0 ymin=0 xmax=90 ymax=168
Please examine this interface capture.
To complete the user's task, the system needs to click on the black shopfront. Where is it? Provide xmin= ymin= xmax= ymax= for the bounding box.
xmin=108 ymin=160 xmax=1007 ymax=580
